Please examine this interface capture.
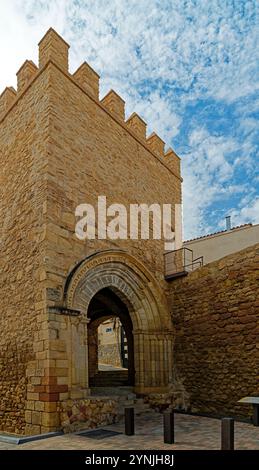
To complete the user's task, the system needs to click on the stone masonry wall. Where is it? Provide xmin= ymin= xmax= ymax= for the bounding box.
xmin=169 ymin=243 xmax=259 ymax=419
xmin=44 ymin=61 xmax=181 ymax=303
xmin=59 ymin=397 xmax=117 ymax=433
xmin=98 ymin=344 xmax=122 ymax=368
xmin=0 ymin=28 xmax=181 ymax=434
xmin=0 ymin=71 xmax=49 ymax=434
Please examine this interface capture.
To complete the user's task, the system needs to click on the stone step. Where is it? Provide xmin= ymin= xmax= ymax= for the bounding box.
xmin=90 ymin=381 xmax=129 ymax=387
xmin=91 ymin=386 xmax=135 ymax=397
xmin=90 ymin=386 xmax=154 ymax=418
xmin=93 ymin=370 xmax=128 ymax=376
xmin=89 ymin=370 xmax=130 ymax=387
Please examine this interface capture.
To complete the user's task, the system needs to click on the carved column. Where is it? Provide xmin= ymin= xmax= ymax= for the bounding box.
xmin=68 ymin=314 xmax=90 ymax=398
xmin=134 ymin=330 xmax=173 ymax=394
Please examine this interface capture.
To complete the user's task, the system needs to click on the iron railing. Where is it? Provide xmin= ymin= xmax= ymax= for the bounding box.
xmin=164 ymin=247 xmax=203 ymax=279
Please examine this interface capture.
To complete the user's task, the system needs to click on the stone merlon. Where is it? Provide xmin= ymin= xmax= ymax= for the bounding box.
xmin=38 ymin=27 xmax=70 ymax=71
xmin=101 ymin=89 xmax=125 ymax=121
xmin=16 ymin=60 xmax=38 ymax=93
xmin=73 ymin=62 xmax=100 ymax=99
xmin=126 ymin=112 xmax=147 ymax=140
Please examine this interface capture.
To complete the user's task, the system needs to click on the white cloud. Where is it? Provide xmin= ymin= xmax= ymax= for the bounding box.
xmin=182 ymin=129 xmax=245 ymax=239
xmin=1 ymin=1 xmax=258 ymax=104
xmin=228 ymin=197 xmax=259 ymax=226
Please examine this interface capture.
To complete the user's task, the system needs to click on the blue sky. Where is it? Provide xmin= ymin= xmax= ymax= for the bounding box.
xmin=0 ymin=0 xmax=258 ymax=239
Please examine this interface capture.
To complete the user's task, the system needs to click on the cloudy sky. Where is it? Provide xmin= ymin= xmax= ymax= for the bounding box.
xmin=0 ymin=0 xmax=258 ymax=239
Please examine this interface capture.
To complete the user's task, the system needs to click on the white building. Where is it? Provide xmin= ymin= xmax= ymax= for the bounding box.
xmin=184 ymin=222 xmax=259 ymax=266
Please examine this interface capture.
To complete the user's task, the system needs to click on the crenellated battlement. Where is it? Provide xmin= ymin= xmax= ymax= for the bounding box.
xmin=38 ymin=27 xmax=69 ymax=71
xmin=146 ymin=132 xmax=165 ymax=157
xmin=73 ymin=62 xmax=100 ymax=99
xmin=126 ymin=112 xmax=147 ymax=140
xmin=164 ymin=148 xmax=181 ymax=175
xmin=101 ymin=89 xmax=125 ymax=121
xmin=17 ymin=60 xmax=38 ymax=93
xmin=0 ymin=27 xmax=181 ymax=178
xmin=0 ymin=86 xmax=17 ymax=118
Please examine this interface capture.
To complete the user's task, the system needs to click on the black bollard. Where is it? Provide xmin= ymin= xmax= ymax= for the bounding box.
xmin=125 ymin=407 xmax=134 ymax=436
xmin=253 ymin=405 xmax=259 ymax=426
xmin=221 ymin=417 xmax=234 ymax=450
xmin=164 ymin=409 xmax=174 ymax=444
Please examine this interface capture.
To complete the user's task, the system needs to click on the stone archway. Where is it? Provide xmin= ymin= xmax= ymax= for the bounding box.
xmin=64 ymin=250 xmax=174 ymax=395
xmin=87 ymin=288 xmax=135 ymax=386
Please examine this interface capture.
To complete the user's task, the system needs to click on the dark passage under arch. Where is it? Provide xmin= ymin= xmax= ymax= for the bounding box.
xmin=87 ymin=288 xmax=135 ymax=387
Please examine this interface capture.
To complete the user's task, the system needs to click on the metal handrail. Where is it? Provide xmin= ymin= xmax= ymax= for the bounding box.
xmin=164 ymin=247 xmax=204 ymax=278
xmin=192 ymin=256 xmax=204 ymax=268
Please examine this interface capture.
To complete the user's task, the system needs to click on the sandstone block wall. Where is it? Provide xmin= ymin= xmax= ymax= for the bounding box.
xmin=59 ymin=397 xmax=117 ymax=433
xmin=98 ymin=344 xmax=122 ymax=368
xmin=0 ymin=28 xmax=180 ymax=434
xmin=45 ymin=61 xmax=181 ymax=301
xmin=170 ymin=243 xmax=259 ymax=419
xmin=0 ymin=70 xmax=50 ymax=433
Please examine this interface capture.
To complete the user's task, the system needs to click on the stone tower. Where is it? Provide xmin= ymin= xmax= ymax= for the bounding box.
xmin=0 ymin=29 xmax=182 ymax=435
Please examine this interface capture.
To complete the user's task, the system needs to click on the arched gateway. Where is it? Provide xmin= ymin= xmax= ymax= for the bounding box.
xmin=64 ymin=250 xmax=174 ymax=395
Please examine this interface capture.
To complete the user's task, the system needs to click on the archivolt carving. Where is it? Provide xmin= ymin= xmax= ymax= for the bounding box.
xmin=65 ymin=250 xmax=172 ymax=332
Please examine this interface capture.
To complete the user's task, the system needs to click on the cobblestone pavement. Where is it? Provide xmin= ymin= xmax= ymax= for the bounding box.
xmin=0 ymin=412 xmax=258 ymax=451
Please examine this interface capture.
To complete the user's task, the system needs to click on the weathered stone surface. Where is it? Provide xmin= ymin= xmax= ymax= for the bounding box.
xmin=0 ymin=28 xmax=178 ymax=435
xmin=59 ymin=397 xmax=117 ymax=433
xmin=0 ymin=68 xmax=49 ymax=433
xmin=169 ymin=243 xmax=259 ymax=419
xmin=99 ymin=343 xmax=122 ymax=368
